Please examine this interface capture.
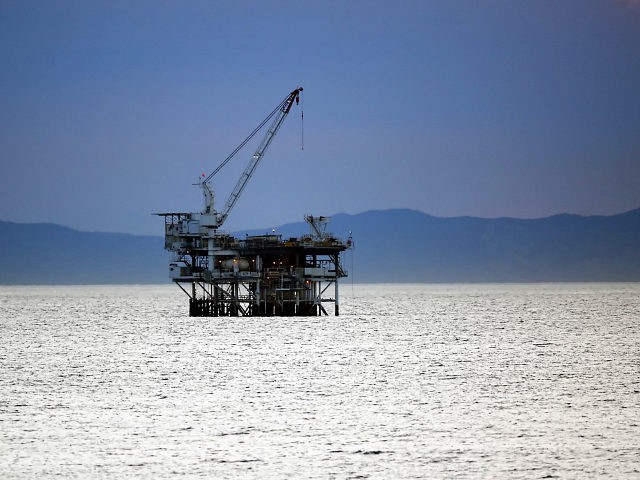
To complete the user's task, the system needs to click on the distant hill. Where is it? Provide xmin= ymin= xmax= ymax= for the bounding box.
xmin=1 ymin=208 xmax=639 ymax=284
xmin=241 ymin=208 xmax=640 ymax=282
xmin=0 ymin=222 xmax=168 ymax=284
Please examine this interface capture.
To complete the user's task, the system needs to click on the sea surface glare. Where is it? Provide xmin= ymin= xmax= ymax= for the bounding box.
xmin=0 ymin=283 xmax=639 ymax=479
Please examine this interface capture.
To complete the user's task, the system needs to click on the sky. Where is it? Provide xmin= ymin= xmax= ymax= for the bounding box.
xmin=1 ymin=0 xmax=639 ymax=235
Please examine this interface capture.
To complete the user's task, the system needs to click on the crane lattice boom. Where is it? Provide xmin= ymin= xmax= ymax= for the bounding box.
xmin=202 ymin=87 xmax=302 ymax=229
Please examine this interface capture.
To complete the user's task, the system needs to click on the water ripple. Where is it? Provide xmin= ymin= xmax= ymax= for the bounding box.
xmin=0 ymin=283 xmax=638 ymax=478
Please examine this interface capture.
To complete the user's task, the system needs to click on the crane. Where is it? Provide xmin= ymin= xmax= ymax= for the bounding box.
xmin=199 ymin=86 xmax=303 ymax=229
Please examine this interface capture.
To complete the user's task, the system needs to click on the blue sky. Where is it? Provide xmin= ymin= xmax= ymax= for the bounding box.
xmin=1 ymin=0 xmax=639 ymax=234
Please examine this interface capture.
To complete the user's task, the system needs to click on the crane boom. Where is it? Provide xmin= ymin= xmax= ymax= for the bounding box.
xmin=202 ymin=87 xmax=302 ymax=229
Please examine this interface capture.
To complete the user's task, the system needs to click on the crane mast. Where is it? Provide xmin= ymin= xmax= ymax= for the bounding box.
xmin=202 ymin=87 xmax=302 ymax=229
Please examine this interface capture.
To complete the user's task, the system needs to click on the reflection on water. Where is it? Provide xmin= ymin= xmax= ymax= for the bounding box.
xmin=1 ymin=283 xmax=639 ymax=478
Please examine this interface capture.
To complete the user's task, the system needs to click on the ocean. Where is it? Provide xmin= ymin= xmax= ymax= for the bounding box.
xmin=1 ymin=283 xmax=638 ymax=479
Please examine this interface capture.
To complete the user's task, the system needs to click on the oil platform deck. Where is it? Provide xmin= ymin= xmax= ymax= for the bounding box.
xmin=158 ymin=214 xmax=350 ymax=317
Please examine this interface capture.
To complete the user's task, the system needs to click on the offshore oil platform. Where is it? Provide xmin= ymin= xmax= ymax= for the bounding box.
xmin=157 ymin=87 xmax=351 ymax=316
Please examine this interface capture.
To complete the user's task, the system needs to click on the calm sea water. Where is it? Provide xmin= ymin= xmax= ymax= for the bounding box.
xmin=1 ymin=283 xmax=638 ymax=479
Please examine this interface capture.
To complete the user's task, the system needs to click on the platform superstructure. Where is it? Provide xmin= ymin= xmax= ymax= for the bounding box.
xmin=158 ymin=214 xmax=349 ymax=316
xmin=157 ymin=87 xmax=351 ymax=316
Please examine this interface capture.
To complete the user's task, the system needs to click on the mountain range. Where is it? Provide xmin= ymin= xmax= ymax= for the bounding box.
xmin=1 ymin=208 xmax=639 ymax=284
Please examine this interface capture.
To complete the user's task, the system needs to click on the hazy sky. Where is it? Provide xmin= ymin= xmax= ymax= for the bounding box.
xmin=1 ymin=0 xmax=639 ymax=234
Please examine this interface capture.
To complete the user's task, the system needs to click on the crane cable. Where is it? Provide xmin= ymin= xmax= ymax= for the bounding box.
xmin=203 ymin=94 xmax=291 ymax=184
